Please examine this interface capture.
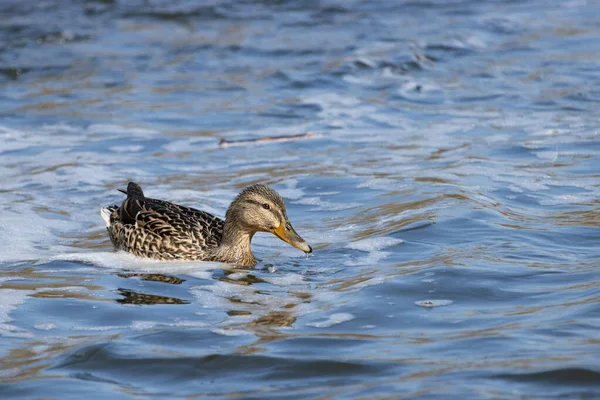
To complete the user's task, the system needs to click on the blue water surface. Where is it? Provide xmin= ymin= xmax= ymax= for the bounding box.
xmin=1 ymin=0 xmax=600 ymax=398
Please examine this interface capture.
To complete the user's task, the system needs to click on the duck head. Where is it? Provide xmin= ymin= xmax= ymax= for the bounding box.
xmin=225 ymin=184 xmax=312 ymax=254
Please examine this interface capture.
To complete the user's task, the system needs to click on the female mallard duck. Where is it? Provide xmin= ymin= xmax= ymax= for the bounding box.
xmin=101 ymin=182 xmax=312 ymax=266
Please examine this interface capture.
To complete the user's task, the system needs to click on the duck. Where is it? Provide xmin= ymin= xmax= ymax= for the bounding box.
xmin=101 ymin=182 xmax=312 ymax=267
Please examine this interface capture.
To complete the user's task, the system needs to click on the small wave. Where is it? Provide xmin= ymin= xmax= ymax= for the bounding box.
xmin=495 ymin=368 xmax=600 ymax=386
xmin=53 ymin=343 xmax=391 ymax=384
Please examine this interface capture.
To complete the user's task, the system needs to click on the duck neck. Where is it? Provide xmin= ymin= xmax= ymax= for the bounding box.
xmin=214 ymin=219 xmax=256 ymax=266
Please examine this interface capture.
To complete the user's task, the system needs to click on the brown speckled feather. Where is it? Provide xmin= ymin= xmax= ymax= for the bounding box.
xmin=105 ymin=182 xmax=224 ymax=260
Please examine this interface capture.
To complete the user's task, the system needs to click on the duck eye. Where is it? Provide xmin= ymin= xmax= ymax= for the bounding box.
xmin=262 ymin=203 xmax=271 ymax=210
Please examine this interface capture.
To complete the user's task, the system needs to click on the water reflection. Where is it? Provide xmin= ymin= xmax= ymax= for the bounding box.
xmin=117 ymin=272 xmax=186 ymax=285
xmin=218 ymin=273 xmax=266 ymax=286
xmin=116 ymin=288 xmax=190 ymax=305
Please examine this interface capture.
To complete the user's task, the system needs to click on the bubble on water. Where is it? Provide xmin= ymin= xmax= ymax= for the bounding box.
xmin=415 ymin=300 xmax=454 ymax=308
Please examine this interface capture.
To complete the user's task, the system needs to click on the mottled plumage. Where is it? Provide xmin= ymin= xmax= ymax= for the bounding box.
xmin=101 ymin=182 xmax=312 ymax=266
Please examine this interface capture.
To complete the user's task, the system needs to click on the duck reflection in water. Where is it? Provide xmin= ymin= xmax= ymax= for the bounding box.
xmin=117 ymin=272 xmax=186 ymax=285
xmin=114 ymin=269 xmax=308 ymax=331
xmin=117 ymin=288 xmax=191 ymax=305
xmin=116 ymin=272 xmax=189 ymax=305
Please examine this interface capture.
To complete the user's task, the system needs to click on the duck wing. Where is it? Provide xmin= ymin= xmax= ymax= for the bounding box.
xmin=137 ymin=201 xmax=224 ymax=246
xmin=113 ymin=182 xmax=224 ymax=259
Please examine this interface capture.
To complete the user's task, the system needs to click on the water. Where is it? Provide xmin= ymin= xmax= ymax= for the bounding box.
xmin=1 ymin=0 xmax=600 ymax=398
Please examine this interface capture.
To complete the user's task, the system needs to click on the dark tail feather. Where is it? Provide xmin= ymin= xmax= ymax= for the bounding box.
xmin=117 ymin=182 xmax=145 ymax=198
xmin=126 ymin=182 xmax=145 ymax=199
xmin=119 ymin=182 xmax=145 ymax=224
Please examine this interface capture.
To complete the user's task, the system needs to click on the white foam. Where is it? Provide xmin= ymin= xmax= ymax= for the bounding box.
xmin=0 ymin=208 xmax=73 ymax=263
xmin=165 ymin=320 xmax=209 ymax=329
xmin=508 ymin=185 xmax=524 ymax=193
xmin=189 ymin=269 xmax=330 ymax=327
xmin=109 ymin=145 xmax=145 ymax=153
xmin=34 ymin=323 xmax=57 ymax=331
xmin=265 ymin=273 xmax=306 ymax=286
xmin=131 ymin=321 xmax=157 ymax=331
xmin=294 ymin=196 xmax=361 ymax=211
xmin=0 ymin=123 xmax=177 ymax=264
xmin=277 ymin=178 xmax=305 ymax=200
xmin=357 ymin=178 xmax=408 ymax=191
xmin=343 ymin=251 xmax=393 ymax=267
xmin=0 ymin=277 xmax=23 ymax=284
xmin=86 ymin=123 xmax=159 ymax=137
xmin=345 ymin=237 xmax=404 ymax=252
xmin=211 ymin=328 xmax=253 ymax=337
xmin=48 ymin=251 xmax=222 ymax=277
xmin=307 ymin=313 xmax=355 ymax=328
xmin=300 ymin=92 xmax=409 ymax=130
xmin=0 ymin=289 xmax=32 ymax=338
xmin=72 ymin=318 xmax=213 ymax=333
xmin=30 ymin=344 xmax=51 ymax=354
xmin=539 ymin=193 xmax=598 ymax=206
xmin=71 ymin=325 xmax=126 ymax=331
xmin=226 ymin=272 xmax=248 ymax=281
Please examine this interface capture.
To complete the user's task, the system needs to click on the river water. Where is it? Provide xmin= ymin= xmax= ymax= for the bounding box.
xmin=1 ymin=0 xmax=600 ymax=398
